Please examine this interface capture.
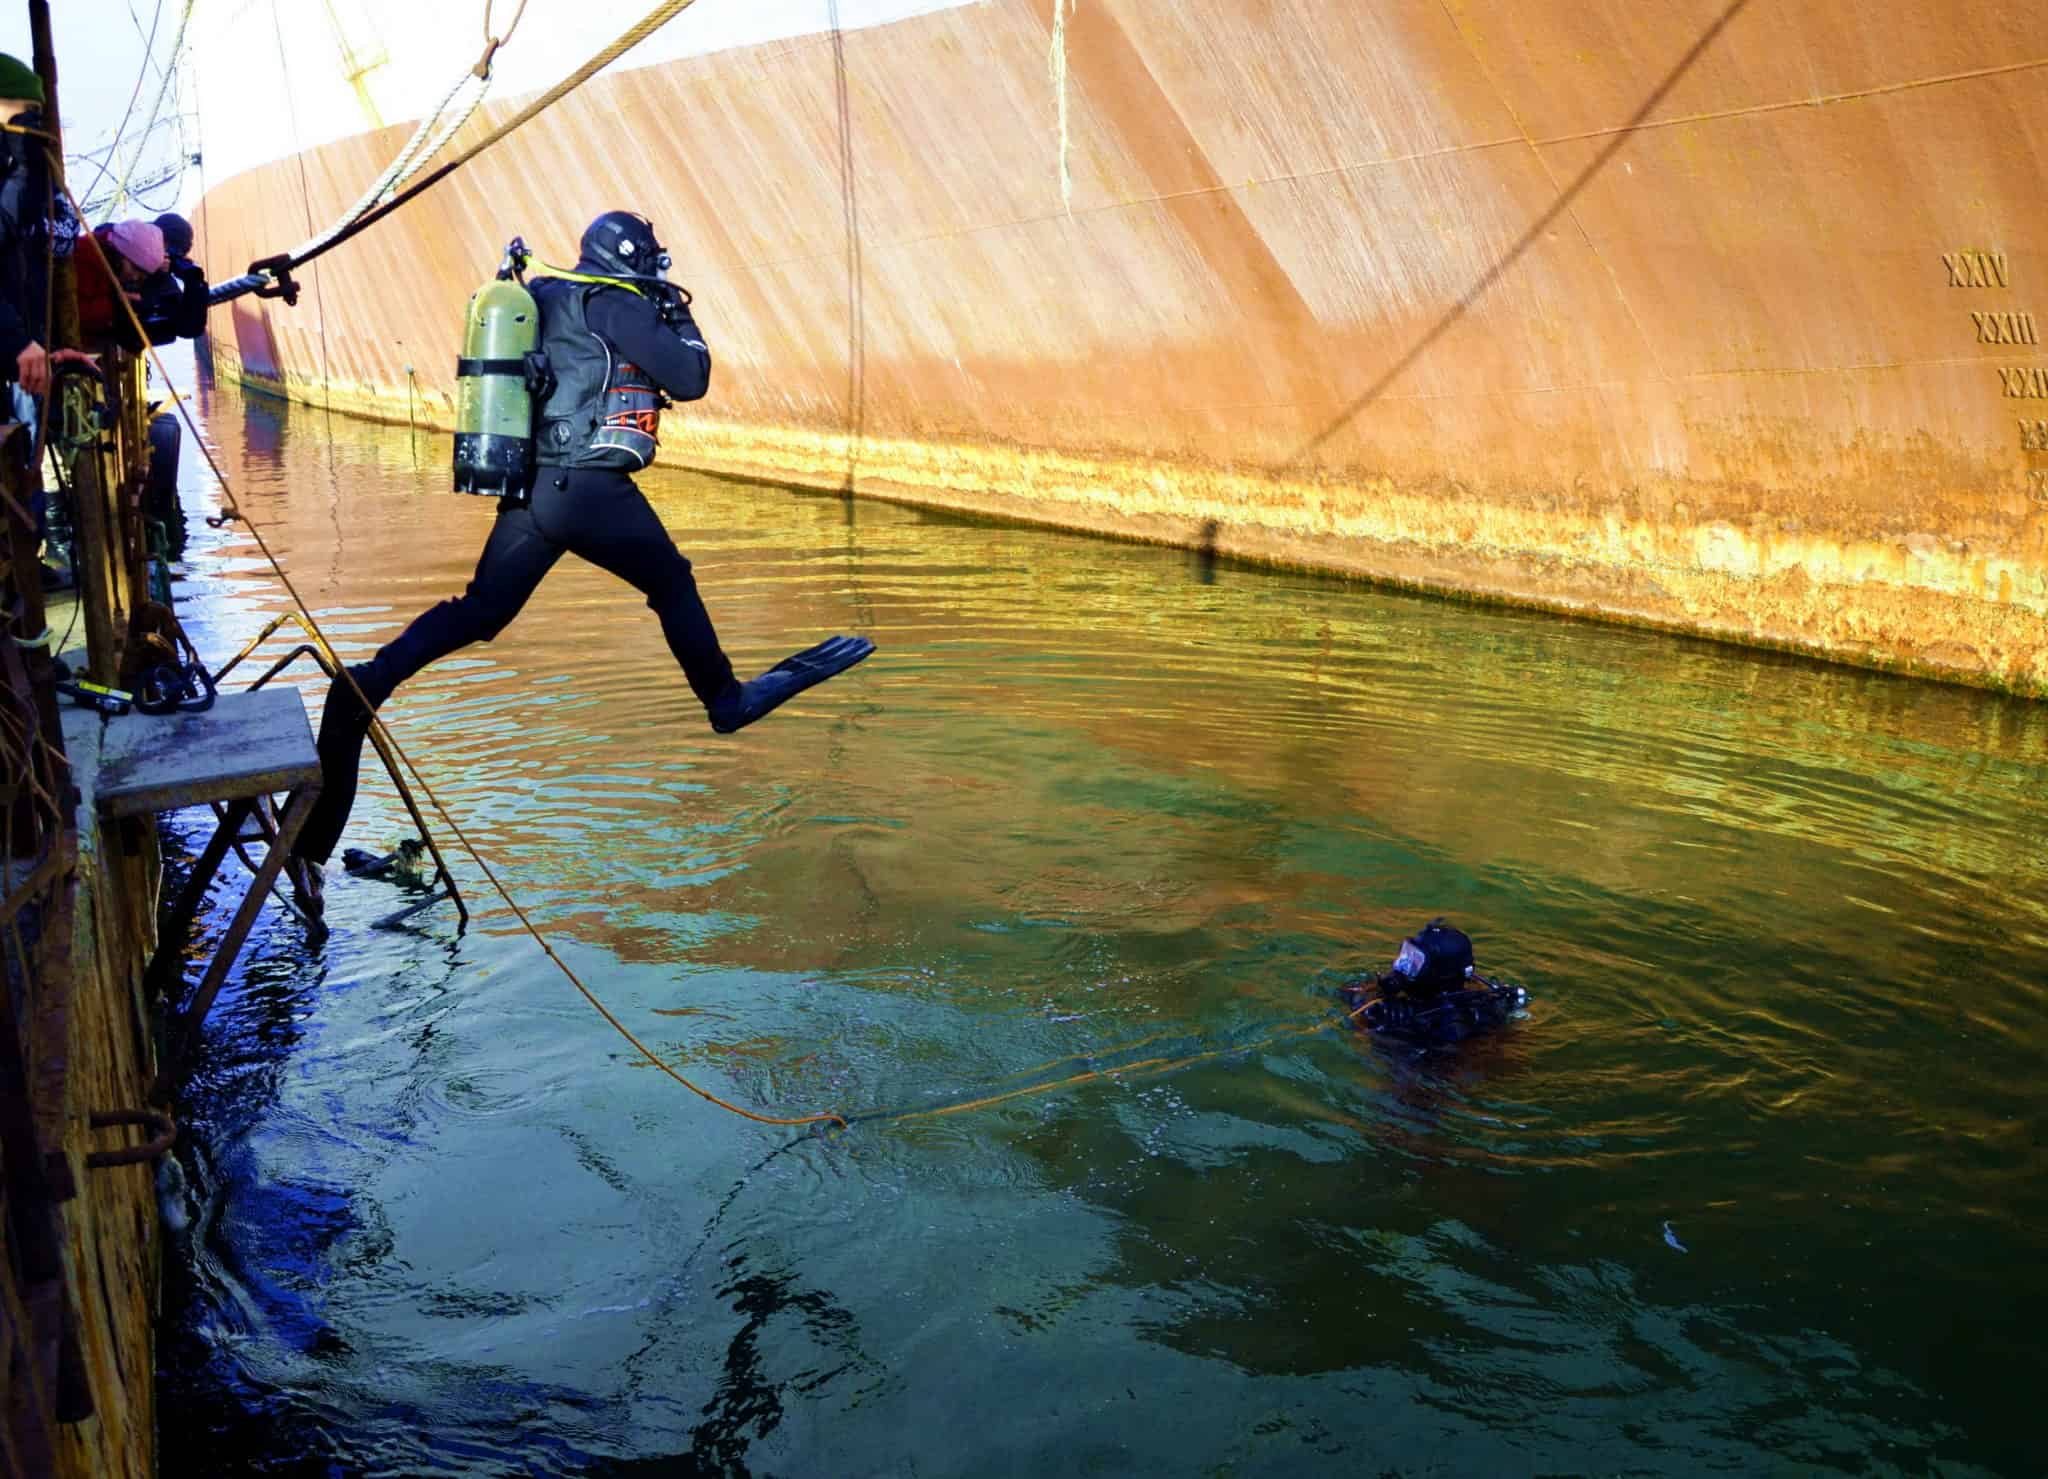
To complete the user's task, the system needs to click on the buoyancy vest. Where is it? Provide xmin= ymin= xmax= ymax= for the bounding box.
xmin=529 ymin=272 xmax=665 ymax=471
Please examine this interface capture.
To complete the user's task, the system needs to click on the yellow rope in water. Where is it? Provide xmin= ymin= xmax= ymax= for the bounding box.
xmin=884 ymin=1004 xmax=1371 ymax=1125
xmin=62 ymin=171 xmax=846 ymax=1131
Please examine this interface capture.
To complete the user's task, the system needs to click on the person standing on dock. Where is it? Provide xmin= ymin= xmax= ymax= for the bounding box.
xmin=291 ymin=210 xmax=874 ymax=893
xmin=0 ymin=53 xmax=54 ymax=401
xmin=3 ymin=53 xmax=90 ymax=581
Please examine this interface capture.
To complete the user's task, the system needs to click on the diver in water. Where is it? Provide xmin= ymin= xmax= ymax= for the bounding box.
xmin=1341 ymin=919 xmax=1529 ymax=1044
xmin=291 ymin=210 xmax=875 ymax=890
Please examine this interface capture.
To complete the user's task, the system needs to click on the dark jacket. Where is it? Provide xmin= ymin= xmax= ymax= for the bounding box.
xmin=139 ymin=257 xmax=207 ymax=342
xmin=0 ymin=106 xmax=50 ymax=371
xmin=587 ymin=285 xmax=709 ymax=402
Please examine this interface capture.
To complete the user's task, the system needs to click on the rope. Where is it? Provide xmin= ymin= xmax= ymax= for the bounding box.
xmin=54 ymin=167 xmax=843 ymax=1132
xmin=213 ymin=0 xmax=701 ymax=304
xmin=210 ymin=0 xmax=521 ymax=293
xmin=279 ymin=60 xmax=488 ymax=267
xmin=107 ymin=0 xmax=195 ymax=216
xmin=820 ymin=976 xmax=1421 ymax=1132
xmin=70 ymin=0 xmax=161 ymax=208
xmin=870 ymin=1002 xmax=1373 ymax=1127
xmin=476 ymin=0 xmax=530 ymax=78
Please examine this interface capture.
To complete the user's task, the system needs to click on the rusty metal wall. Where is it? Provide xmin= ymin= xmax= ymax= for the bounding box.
xmin=192 ymin=0 xmax=2048 ymax=694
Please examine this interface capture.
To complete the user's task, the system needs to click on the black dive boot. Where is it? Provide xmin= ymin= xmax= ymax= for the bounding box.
xmin=708 ymin=635 xmax=875 ymax=734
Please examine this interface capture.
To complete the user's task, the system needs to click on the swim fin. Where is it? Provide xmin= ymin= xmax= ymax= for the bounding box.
xmin=708 ymin=634 xmax=876 ymax=734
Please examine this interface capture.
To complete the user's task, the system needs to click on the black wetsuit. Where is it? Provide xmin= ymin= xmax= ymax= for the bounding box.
xmin=1344 ymin=974 xmax=1527 ymax=1044
xmin=294 ymin=286 xmax=733 ymax=864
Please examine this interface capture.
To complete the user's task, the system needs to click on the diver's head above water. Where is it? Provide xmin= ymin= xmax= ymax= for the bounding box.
xmin=1342 ymin=918 xmax=1528 ymax=1044
xmin=577 ymin=210 xmax=672 ymax=283
xmin=1385 ymin=918 xmax=1475 ymax=996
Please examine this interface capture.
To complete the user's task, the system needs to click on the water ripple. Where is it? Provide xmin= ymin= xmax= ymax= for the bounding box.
xmin=151 ymin=367 xmax=2046 ymax=1477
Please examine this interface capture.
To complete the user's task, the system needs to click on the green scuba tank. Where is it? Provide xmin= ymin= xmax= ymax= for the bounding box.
xmin=452 ymin=239 xmax=547 ymax=496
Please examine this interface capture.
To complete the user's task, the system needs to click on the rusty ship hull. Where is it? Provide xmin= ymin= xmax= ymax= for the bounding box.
xmin=190 ymin=0 xmax=2048 ymax=694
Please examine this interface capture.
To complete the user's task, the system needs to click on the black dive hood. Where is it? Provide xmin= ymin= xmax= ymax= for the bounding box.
xmin=578 ymin=209 xmax=671 ymax=283
xmin=1389 ymin=918 xmax=1475 ymax=994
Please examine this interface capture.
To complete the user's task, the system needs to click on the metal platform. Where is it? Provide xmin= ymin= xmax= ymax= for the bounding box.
xmin=94 ymin=688 xmax=325 ymax=1078
xmin=97 ymin=687 xmax=320 ymax=817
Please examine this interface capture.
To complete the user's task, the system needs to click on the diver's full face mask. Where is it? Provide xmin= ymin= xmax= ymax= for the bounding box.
xmin=1391 ymin=941 xmax=1427 ymax=981
xmin=611 ymin=230 xmax=672 ymax=280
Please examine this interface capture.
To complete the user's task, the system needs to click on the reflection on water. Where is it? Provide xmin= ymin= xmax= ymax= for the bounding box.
xmin=155 ymin=370 xmax=2046 ymax=1476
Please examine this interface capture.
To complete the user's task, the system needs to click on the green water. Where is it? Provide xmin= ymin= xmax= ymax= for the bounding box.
xmin=156 ymin=369 xmax=2047 ymax=1476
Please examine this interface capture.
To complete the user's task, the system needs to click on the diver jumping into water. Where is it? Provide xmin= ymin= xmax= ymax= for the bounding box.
xmin=291 ymin=211 xmax=875 ymax=888
xmin=1341 ymin=919 xmax=1529 ymax=1044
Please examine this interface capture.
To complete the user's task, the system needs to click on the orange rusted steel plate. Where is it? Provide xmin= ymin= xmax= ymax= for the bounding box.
xmin=190 ymin=0 xmax=2048 ymax=693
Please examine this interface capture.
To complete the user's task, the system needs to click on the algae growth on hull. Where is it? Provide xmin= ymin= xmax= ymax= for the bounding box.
xmin=153 ymin=372 xmax=2047 ymax=1477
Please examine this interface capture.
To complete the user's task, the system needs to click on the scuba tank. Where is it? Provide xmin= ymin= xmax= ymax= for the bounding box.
xmin=452 ymin=238 xmax=552 ymax=497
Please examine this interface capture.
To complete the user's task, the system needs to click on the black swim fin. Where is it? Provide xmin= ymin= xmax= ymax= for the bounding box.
xmin=708 ymin=634 xmax=875 ymax=734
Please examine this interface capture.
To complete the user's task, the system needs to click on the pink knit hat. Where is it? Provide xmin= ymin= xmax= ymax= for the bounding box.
xmin=100 ymin=220 xmax=166 ymax=274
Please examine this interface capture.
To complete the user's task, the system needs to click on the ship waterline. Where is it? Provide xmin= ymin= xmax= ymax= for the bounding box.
xmin=191 ymin=0 xmax=2048 ymax=694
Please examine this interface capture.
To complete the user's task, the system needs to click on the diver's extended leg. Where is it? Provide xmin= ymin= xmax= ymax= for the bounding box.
xmin=293 ymin=505 xmax=562 ymax=863
xmin=536 ymin=470 xmax=873 ymax=730
xmin=535 ymin=470 xmax=738 ymax=705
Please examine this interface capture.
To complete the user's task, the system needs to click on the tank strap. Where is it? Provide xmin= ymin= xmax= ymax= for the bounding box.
xmin=456 ymin=356 xmax=528 ymax=376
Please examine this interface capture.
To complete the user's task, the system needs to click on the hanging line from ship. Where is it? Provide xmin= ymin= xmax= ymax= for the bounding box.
xmin=102 ymin=0 xmax=197 ymax=218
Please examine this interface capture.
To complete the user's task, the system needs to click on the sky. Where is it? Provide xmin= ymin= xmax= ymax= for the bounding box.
xmin=0 ymin=1 xmax=198 ymax=215
xmin=0 ymin=0 xmax=964 ymax=218
xmin=0 ymin=4 xmax=164 ymax=143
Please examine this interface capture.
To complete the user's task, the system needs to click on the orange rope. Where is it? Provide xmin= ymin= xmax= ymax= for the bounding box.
xmin=987 ymin=1025 xmax=1186 ymax=1085
xmin=67 ymin=173 xmax=845 ymax=1130
xmin=880 ymin=1000 xmax=1374 ymax=1126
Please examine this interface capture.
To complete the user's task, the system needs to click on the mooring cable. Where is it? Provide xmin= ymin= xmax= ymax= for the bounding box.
xmin=274 ymin=0 xmax=524 ymax=270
